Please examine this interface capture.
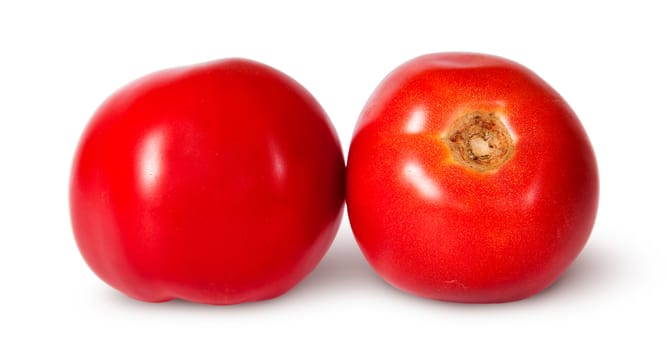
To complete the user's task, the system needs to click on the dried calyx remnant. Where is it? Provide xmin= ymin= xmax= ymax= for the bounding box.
xmin=445 ymin=111 xmax=514 ymax=172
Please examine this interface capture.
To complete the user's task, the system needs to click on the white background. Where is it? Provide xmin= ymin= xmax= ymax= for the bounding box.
xmin=1 ymin=0 xmax=664 ymax=348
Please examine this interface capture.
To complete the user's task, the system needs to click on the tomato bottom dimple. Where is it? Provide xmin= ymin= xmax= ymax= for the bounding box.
xmin=445 ymin=111 xmax=514 ymax=172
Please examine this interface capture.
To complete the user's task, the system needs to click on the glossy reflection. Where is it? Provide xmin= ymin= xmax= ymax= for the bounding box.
xmin=137 ymin=128 xmax=165 ymax=197
xmin=522 ymin=177 xmax=542 ymax=209
xmin=267 ymin=137 xmax=288 ymax=189
xmin=404 ymin=106 xmax=426 ymax=134
xmin=402 ymin=161 xmax=443 ymax=200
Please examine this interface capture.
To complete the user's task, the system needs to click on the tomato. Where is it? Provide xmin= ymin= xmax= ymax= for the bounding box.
xmin=346 ymin=53 xmax=599 ymax=303
xmin=70 ymin=58 xmax=345 ymax=305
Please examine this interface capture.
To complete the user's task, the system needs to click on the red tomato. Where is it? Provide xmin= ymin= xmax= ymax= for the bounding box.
xmin=346 ymin=53 xmax=599 ymax=303
xmin=70 ymin=58 xmax=345 ymax=305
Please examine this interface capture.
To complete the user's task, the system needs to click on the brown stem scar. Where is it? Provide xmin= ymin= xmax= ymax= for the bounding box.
xmin=445 ymin=111 xmax=514 ymax=172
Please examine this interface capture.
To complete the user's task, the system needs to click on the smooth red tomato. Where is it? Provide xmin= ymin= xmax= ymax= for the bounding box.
xmin=347 ymin=53 xmax=599 ymax=303
xmin=70 ymin=58 xmax=345 ymax=305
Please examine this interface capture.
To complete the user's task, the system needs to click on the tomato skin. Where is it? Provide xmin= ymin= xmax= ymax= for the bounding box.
xmin=347 ymin=53 xmax=599 ymax=303
xmin=70 ymin=59 xmax=345 ymax=305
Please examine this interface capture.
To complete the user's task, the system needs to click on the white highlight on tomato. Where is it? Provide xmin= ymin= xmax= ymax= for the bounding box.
xmin=403 ymin=161 xmax=442 ymax=200
xmin=138 ymin=129 xmax=164 ymax=196
xmin=267 ymin=137 xmax=288 ymax=189
xmin=405 ymin=107 xmax=426 ymax=134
